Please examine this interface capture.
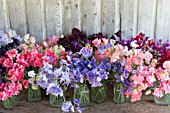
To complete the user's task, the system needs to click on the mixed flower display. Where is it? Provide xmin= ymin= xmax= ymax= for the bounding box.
xmin=0 ymin=28 xmax=170 ymax=111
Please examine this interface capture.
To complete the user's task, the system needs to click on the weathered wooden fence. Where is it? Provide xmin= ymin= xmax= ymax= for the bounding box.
xmin=0 ymin=0 xmax=170 ymax=42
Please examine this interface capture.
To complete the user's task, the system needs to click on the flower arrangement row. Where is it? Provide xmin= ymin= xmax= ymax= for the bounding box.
xmin=0 ymin=28 xmax=170 ymax=112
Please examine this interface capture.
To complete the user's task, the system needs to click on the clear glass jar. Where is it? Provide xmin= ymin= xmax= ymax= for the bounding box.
xmin=91 ymin=84 xmax=107 ymax=104
xmin=113 ymin=83 xmax=125 ymax=104
xmin=154 ymin=94 xmax=170 ymax=105
xmin=2 ymin=96 xmax=17 ymax=109
xmin=49 ymin=94 xmax=65 ymax=108
xmin=27 ymin=86 xmax=41 ymax=102
xmin=74 ymin=84 xmax=89 ymax=107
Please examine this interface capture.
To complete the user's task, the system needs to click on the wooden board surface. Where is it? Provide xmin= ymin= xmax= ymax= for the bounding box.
xmin=63 ymin=0 xmax=79 ymax=35
xmin=138 ymin=0 xmax=157 ymax=39
xmin=26 ymin=0 xmax=46 ymax=42
xmin=46 ymin=0 xmax=63 ymax=38
xmin=0 ymin=0 xmax=10 ymax=32
xmin=0 ymin=0 xmax=170 ymax=41
xmin=7 ymin=0 xmax=27 ymax=37
xmin=120 ymin=0 xmax=137 ymax=39
xmin=81 ymin=0 xmax=98 ymax=35
xmin=101 ymin=0 xmax=116 ymax=37
xmin=155 ymin=0 xmax=170 ymax=42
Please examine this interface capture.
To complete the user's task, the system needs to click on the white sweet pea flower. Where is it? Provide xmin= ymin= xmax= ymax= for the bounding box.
xmin=28 ymin=70 xmax=36 ymax=78
xmin=131 ymin=40 xmax=139 ymax=48
xmin=96 ymin=76 xmax=102 ymax=82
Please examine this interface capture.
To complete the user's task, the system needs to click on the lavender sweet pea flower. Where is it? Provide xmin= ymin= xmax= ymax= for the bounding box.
xmin=43 ymin=62 xmax=53 ymax=72
xmin=76 ymin=107 xmax=84 ymax=113
xmin=62 ymin=101 xmax=75 ymax=112
xmin=46 ymin=83 xmax=63 ymax=97
xmin=98 ymin=45 xmax=105 ymax=54
xmin=73 ymin=99 xmax=81 ymax=106
xmin=120 ymin=88 xmax=126 ymax=94
xmin=80 ymin=47 xmax=92 ymax=58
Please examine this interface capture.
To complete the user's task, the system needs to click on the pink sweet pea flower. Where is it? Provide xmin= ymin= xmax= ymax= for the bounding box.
xmin=132 ymin=56 xmax=142 ymax=65
xmin=0 ymin=91 xmax=7 ymax=101
xmin=131 ymin=90 xmax=142 ymax=102
xmin=153 ymin=88 xmax=163 ymax=97
xmin=144 ymin=51 xmax=153 ymax=63
xmin=110 ymin=53 xmax=120 ymax=62
xmin=16 ymin=81 xmax=22 ymax=90
xmin=6 ymin=49 xmax=18 ymax=59
xmin=92 ymin=39 xmax=101 ymax=47
xmin=132 ymin=74 xmax=144 ymax=85
xmin=3 ymin=58 xmax=13 ymax=68
xmin=163 ymin=61 xmax=170 ymax=72
xmin=23 ymin=80 xmax=29 ymax=89
xmin=162 ymin=82 xmax=170 ymax=94
xmin=155 ymin=68 xmax=169 ymax=81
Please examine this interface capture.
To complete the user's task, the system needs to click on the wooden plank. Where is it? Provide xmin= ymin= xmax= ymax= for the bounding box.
xmin=63 ymin=0 xmax=79 ymax=35
xmin=26 ymin=0 xmax=46 ymax=42
xmin=138 ymin=0 xmax=157 ymax=38
xmin=101 ymin=0 xmax=116 ymax=37
xmin=7 ymin=0 xmax=27 ymax=37
xmin=121 ymin=0 xmax=138 ymax=39
xmin=81 ymin=0 xmax=98 ymax=35
xmin=0 ymin=0 xmax=10 ymax=32
xmin=155 ymin=0 xmax=170 ymax=42
xmin=46 ymin=0 xmax=63 ymax=37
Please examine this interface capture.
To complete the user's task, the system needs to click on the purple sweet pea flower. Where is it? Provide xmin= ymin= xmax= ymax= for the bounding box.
xmin=76 ymin=107 xmax=84 ymax=113
xmin=73 ymin=99 xmax=81 ymax=106
xmin=62 ymin=101 xmax=75 ymax=112
xmin=46 ymin=83 xmax=63 ymax=97
xmin=80 ymin=47 xmax=92 ymax=58
xmin=98 ymin=45 xmax=105 ymax=54
xmin=123 ymin=70 xmax=130 ymax=79
xmin=120 ymin=88 xmax=126 ymax=94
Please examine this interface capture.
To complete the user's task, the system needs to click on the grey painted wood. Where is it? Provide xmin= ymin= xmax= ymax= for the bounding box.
xmin=138 ymin=0 xmax=157 ymax=39
xmin=121 ymin=0 xmax=137 ymax=39
xmin=63 ymin=0 xmax=79 ymax=35
xmin=26 ymin=0 xmax=46 ymax=43
xmin=7 ymin=0 xmax=27 ymax=37
xmin=0 ymin=0 xmax=170 ymax=41
xmin=156 ymin=0 xmax=170 ymax=42
xmin=46 ymin=0 xmax=63 ymax=37
xmin=81 ymin=0 xmax=98 ymax=35
xmin=101 ymin=0 xmax=116 ymax=37
xmin=0 ymin=0 xmax=10 ymax=32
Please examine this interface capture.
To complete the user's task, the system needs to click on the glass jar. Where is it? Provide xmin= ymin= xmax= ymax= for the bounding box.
xmin=91 ymin=84 xmax=107 ymax=104
xmin=113 ymin=83 xmax=125 ymax=104
xmin=74 ymin=84 xmax=89 ymax=107
xmin=154 ymin=94 xmax=170 ymax=105
xmin=27 ymin=86 xmax=41 ymax=102
xmin=2 ymin=96 xmax=17 ymax=109
xmin=49 ymin=94 xmax=65 ymax=107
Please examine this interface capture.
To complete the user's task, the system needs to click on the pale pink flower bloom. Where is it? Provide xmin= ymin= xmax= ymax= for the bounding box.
xmin=163 ymin=61 xmax=170 ymax=72
xmin=132 ymin=74 xmax=144 ymax=85
xmin=155 ymin=68 xmax=169 ymax=81
xmin=92 ymin=39 xmax=101 ymax=47
xmin=131 ymin=89 xmax=142 ymax=102
xmin=144 ymin=51 xmax=153 ymax=63
xmin=153 ymin=88 xmax=163 ymax=97
xmin=162 ymin=82 xmax=170 ymax=94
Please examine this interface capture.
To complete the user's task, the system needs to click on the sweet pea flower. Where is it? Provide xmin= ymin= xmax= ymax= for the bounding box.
xmin=163 ymin=61 xmax=170 ymax=71
xmin=28 ymin=70 xmax=36 ymax=78
xmin=153 ymin=88 xmax=163 ymax=97
xmin=92 ymin=39 xmax=101 ymax=47
xmin=62 ymin=101 xmax=75 ymax=112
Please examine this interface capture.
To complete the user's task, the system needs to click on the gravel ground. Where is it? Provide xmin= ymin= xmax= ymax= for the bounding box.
xmin=0 ymin=87 xmax=170 ymax=113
